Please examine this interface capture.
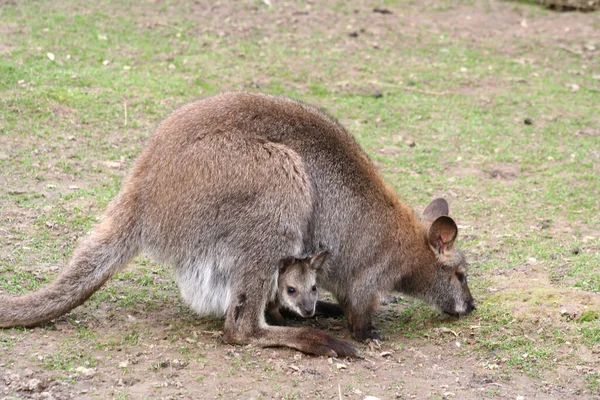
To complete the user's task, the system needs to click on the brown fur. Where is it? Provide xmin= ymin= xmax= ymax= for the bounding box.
xmin=0 ymin=92 xmax=475 ymax=356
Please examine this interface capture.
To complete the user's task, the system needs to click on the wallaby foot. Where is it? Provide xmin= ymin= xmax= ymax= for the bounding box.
xmin=223 ymin=324 xmax=359 ymax=357
xmin=344 ymin=300 xmax=381 ymax=342
xmin=381 ymin=295 xmax=401 ymax=306
xmin=315 ymin=300 xmax=345 ymax=318
xmin=353 ymin=323 xmax=381 ymax=342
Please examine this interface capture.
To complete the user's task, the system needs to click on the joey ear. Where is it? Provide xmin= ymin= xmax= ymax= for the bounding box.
xmin=428 ymin=216 xmax=458 ymax=255
xmin=279 ymin=257 xmax=295 ymax=274
xmin=423 ymin=198 xmax=450 ymax=221
xmin=309 ymin=251 xmax=329 ymax=271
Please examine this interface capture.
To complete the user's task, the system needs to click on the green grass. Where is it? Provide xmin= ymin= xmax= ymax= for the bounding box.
xmin=1 ymin=0 xmax=599 ymax=398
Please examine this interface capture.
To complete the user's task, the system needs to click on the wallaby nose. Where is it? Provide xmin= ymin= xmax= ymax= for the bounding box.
xmin=466 ymin=300 xmax=476 ymax=313
xmin=302 ymin=302 xmax=315 ymax=316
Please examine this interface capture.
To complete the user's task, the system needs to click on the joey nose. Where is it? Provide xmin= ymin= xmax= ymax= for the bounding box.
xmin=302 ymin=302 xmax=315 ymax=316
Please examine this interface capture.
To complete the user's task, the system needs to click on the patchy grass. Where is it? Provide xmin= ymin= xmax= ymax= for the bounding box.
xmin=0 ymin=0 xmax=599 ymax=398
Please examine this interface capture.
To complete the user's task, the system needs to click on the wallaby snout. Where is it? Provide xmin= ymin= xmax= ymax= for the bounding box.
xmin=300 ymin=299 xmax=316 ymax=317
xmin=466 ymin=299 xmax=476 ymax=313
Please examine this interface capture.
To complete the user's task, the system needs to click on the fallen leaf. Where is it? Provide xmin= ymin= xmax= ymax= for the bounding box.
xmin=103 ymin=161 xmax=121 ymax=169
xmin=440 ymin=327 xmax=458 ymax=337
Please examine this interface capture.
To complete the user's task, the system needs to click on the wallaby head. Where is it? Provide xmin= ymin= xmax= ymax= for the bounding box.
xmin=411 ymin=198 xmax=475 ymax=317
xmin=277 ymin=251 xmax=328 ymax=318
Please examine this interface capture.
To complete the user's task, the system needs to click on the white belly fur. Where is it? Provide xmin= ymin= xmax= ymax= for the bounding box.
xmin=174 ymin=256 xmax=234 ymax=318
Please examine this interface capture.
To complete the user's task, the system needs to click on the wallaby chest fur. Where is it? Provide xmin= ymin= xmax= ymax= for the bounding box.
xmin=0 ymin=92 xmax=475 ymax=356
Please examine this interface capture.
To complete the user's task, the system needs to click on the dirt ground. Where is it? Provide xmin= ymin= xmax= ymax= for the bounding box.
xmin=1 ymin=1 xmax=599 ymax=399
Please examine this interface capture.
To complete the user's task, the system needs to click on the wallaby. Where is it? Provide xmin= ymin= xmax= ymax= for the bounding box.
xmin=266 ymin=252 xmax=328 ymax=326
xmin=0 ymin=92 xmax=475 ymax=357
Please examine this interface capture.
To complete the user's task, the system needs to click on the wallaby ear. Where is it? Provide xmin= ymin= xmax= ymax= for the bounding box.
xmin=279 ymin=257 xmax=295 ymax=274
xmin=428 ymin=216 xmax=458 ymax=255
xmin=309 ymin=251 xmax=329 ymax=271
xmin=423 ymin=198 xmax=449 ymax=221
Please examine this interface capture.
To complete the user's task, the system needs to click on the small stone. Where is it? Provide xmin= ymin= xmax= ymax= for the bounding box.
xmin=26 ymin=378 xmax=44 ymax=392
xmin=571 ymin=247 xmax=580 ymax=255
xmin=7 ymin=373 xmax=21 ymax=383
xmin=335 ymin=362 xmax=347 ymax=370
xmin=75 ymin=366 xmax=96 ymax=377
xmin=373 ymin=91 xmax=383 ymax=99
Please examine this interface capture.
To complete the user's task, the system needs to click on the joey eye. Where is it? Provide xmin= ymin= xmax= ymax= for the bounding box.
xmin=311 ymin=285 xmax=317 ymax=292
xmin=287 ymin=287 xmax=296 ymax=294
xmin=456 ymin=273 xmax=466 ymax=284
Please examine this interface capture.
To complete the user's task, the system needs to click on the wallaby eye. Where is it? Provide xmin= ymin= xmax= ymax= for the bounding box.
xmin=311 ymin=285 xmax=317 ymax=292
xmin=287 ymin=287 xmax=296 ymax=295
xmin=456 ymin=273 xmax=466 ymax=283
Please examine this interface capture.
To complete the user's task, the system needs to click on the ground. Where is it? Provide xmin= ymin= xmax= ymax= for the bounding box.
xmin=0 ymin=1 xmax=599 ymax=399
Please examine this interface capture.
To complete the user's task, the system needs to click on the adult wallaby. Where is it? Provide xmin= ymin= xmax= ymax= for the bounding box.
xmin=0 ymin=92 xmax=475 ymax=357
xmin=266 ymin=252 xmax=328 ymax=326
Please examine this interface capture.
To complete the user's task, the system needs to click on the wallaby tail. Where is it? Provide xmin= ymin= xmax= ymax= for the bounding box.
xmin=0 ymin=200 xmax=141 ymax=328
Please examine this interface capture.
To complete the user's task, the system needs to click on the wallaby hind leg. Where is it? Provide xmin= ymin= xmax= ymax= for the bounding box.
xmin=223 ymin=266 xmax=358 ymax=357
